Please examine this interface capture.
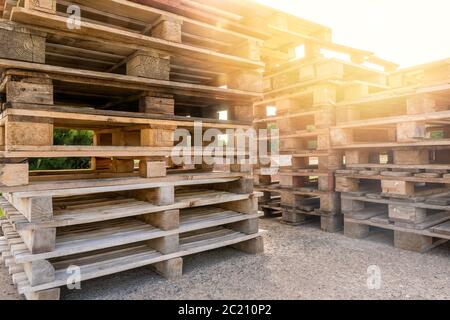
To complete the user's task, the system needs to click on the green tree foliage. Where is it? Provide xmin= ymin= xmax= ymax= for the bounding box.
xmin=29 ymin=129 xmax=94 ymax=171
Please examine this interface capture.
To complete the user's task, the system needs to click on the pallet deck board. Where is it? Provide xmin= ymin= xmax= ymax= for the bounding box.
xmin=0 ymin=172 xmax=246 ymax=194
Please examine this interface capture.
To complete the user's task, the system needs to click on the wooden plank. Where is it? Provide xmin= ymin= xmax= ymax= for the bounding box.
xmin=431 ymin=221 xmax=450 ymax=236
xmin=3 ymin=106 xmax=252 ymax=129
xmin=0 ymin=172 xmax=246 ymax=194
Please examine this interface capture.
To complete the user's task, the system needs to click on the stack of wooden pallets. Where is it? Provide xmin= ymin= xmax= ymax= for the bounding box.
xmin=0 ymin=0 xmax=305 ymax=300
xmin=334 ymin=58 xmax=450 ymax=252
xmin=254 ymin=29 xmax=398 ymax=231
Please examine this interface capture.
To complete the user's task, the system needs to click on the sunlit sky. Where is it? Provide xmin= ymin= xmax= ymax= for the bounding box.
xmin=256 ymin=0 xmax=450 ymax=67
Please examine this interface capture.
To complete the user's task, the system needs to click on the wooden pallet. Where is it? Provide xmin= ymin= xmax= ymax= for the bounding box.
xmin=343 ymin=215 xmax=449 ymax=253
xmin=0 ymin=172 xmax=264 ymax=300
xmin=341 ymin=192 xmax=450 ymax=229
xmin=336 ymin=169 xmax=450 ymax=200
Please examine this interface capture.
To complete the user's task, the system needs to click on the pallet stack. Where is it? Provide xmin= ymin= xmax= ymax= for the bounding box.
xmin=0 ymin=0 xmax=277 ymax=300
xmin=334 ymin=58 xmax=450 ymax=252
xmin=254 ymin=31 xmax=398 ymax=231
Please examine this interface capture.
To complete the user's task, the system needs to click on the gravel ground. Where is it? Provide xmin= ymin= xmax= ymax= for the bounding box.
xmin=1 ymin=218 xmax=450 ymax=300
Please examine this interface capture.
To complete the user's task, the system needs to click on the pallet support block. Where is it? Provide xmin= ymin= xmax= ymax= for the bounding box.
xmin=23 ymin=0 xmax=57 ymax=13
xmin=141 ymin=127 xmax=174 ymax=147
xmin=282 ymin=209 xmax=307 ymax=224
xmin=212 ymin=177 xmax=254 ymax=194
xmin=344 ymin=221 xmax=370 ymax=239
xmin=0 ymin=163 xmax=29 ymax=187
xmin=319 ymin=153 xmax=343 ymax=170
xmin=218 ymin=198 xmax=258 ymax=215
xmin=319 ymin=192 xmax=340 ymax=213
xmin=151 ymin=16 xmax=183 ymax=43
xmin=393 ymin=149 xmax=429 ymax=165
xmin=227 ymin=70 xmax=263 ymax=93
xmin=111 ymin=159 xmax=135 ymax=173
xmin=341 ymin=198 xmax=364 ymax=212
xmin=330 ymin=128 xmax=353 ymax=146
xmin=314 ymin=107 xmax=335 ymax=128
xmin=321 ymin=215 xmax=343 ymax=233
xmin=136 ymin=186 xmax=175 ymax=206
xmin=388 ymin=205 xmax=427 ymax=224
xmin=279 ymin=175 xmax=302 ymax=188
xmin=335 ymin=177 xmax=358 ymax=193
xmin=25 ymin=288 xmax=60 ymax=301
xmin=140 ymin=209 xmax=179 ymax=231
xmin=148 ymin=234 xmax=179 ymax=255
xmin=406 ymin=94 xmax=439 ymax=114
xmin=148 ymin=234 xmax=182 ymax=278
xmin=126 ymin=51 xmax=170 ymax=80
xmin=381 ymin=180 xmax=414 ymax=196
xmin=152 ymin=257 xmax=183 ymax=279
xmin=139 ymin=93 xmax=175 ymax=116
xmin=20 ymin=228 xmax=56 ymax=254
xmin=0 ymin=21 xmax=46 ymax=63
xmin=394 ymin=231 xmax=433 ymax=253
xmin=396 ymin=121 xmax=426 ymax=142
xmin=23 ymin=260 xmax=55 ymax=286
xmin=318 ymin=175 xmax=335 ymax=191
xmin=228 ymin=218 xmax=259 ymax=235
xmin=6 ymin=78 xmax=53 ymax=104
xmin=345 ymin=150 xmax=369 ymax=165
xmin=312 ymin=85 xmax=337 ymax=106
xmin=317 ymin=134 xmax=331 ymax=150
xmin=231 ymin=236 xmax=264 ymax=254
xmin=291 ymin=157 xmax=308 ymax=169
xmin=139 ymin=160 xmax=166 ymax=178
xmin=5 ymin=116 xmax=53 ymax=147
xmin=14 ymin=196 xmax=53 ymax=222
xmin=229 ymin=39 xmax=261 ymax=61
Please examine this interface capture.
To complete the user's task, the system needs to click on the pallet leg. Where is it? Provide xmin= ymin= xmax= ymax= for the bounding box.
xmin=231 ymin=236 xmax=264 ymax=254
xmin=212 ymin=177 xmax=254 ymax=194
xmin=320 ymin=215 xmax=343 ymax=233
xmin=0 ymin=163 xmax=29 ymax=187
xmin=140 ymin=209 xmax=179 ymax=231
xmin=262 ymin=207 xmax=275 ymax=217
xmin=282 ymin=210 xmax=307 ymax=224
xmin=25 ymin=288 xmax=60 ymax=301
xmin=23 ymin=260 xmax=55 ymax=286
xmin=394 ymin=231 xmax=434 ymax=253
xmin=228 ymin=218 xmax=259 ymax=235
xmin=218 ymin=198 xmax=258 ymax=214
xmin=151 ymin=257 xmax=183 ymax=279
xmin=139 ymin=160 xmax=167 ymax=178
xmin=21 ymin=228 xmax=56 ymax=254
xmin=135 ymin=186 xmax=174 ymax=206
xmin=344 ymin=221 xmax=370 ymax=239
xmin=126 ymin=51 xmax=170 ymax=80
